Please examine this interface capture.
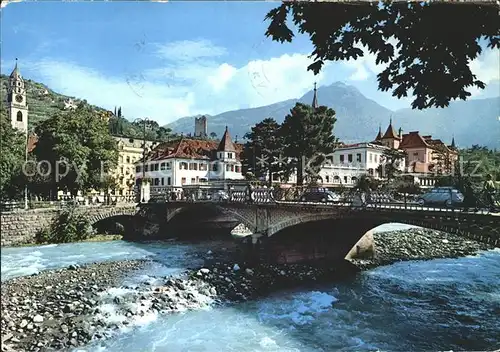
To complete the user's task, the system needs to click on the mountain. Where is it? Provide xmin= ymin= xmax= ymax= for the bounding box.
xmin=166 ymin=82 xmax=500 ymax=148
xmin=393 ymin=97 xmax=500 ymax=149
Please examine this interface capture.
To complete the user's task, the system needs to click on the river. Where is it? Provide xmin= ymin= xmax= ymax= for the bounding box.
xmin=2 ymin=223 xmax=499 ymax=351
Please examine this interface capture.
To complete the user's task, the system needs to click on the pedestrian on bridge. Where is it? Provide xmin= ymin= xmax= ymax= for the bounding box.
xmin=462 ymin=180 xmax=478 ymax=212
xmin=483 ymin=174 xmax=497 ymax=211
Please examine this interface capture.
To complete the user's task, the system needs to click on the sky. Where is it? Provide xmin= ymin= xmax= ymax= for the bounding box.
xmin=1 ymin=1 xmax=499 ymax=125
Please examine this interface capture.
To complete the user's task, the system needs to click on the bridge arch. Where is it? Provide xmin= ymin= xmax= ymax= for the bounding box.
xmin=213 ymin=206 xmax=257 ymax=235
xmin=85 ymin=206 xmax=139 ymax=225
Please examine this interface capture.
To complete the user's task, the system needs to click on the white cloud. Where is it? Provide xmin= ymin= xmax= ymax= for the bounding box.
xmin=23 ymin=45 xmax=328 ymax=125
xmin=469 ymin=48 xmax=500 ymax=97
xmin=11 ymin=39 xmax=498 ymax=126
xmin=154 ymin=39 xmax=227 ymax=62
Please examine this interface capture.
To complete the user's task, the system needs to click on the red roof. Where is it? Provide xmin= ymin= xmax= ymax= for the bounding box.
xmin=400 ymin=132 xmax=428 ymax=149
xmin=382 ymin=122 xmax=400 ymax=140
xmin=147 ymin=137 xmax=243 ymax=161
xmin=400 ymin=131 xmax=456 ymax=154
xmin=217 ymin=126 xmax=236 ymax=152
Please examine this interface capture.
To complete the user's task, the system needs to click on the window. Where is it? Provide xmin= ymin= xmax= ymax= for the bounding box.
xmin=154 ymin=178 xmax=160 ymax=186
xmin=136 ymin=165 xmax=141 ymax=173
xmin=231 ymin=165 xmax=234 ymax=172
xmin=374 ymin=155 xmax=378 ymax=162
xmin=235 ymin=166 xmax=241 ymax=173
xmin=344 ymin=176 xmax=348 ymax=183
xmin=191 ymin=178 xmax=196 ymax=184
xmin=340 ymin=155 xmax=345 ymax=163
xmin=160 ymin=163 xmax=166 ymax=171
xmin=212 ymin=163 xmax=218 ymax=172
xmin=166 ymin=162 xmax=171 ymax=170
xmin=356 ymin=153 xmax=362 ymax=162
xmin=351 ymin=177 xmax=358 ymax=184
xmin=228 ymin=153 xmax=233 ymax=159
xmin=145 ymin=164 xmax=149 ymax=172
xmin=348 ymin=154 xmax=353 ymax=163
xmin=226 ymin=164 xmax=231 ymax=171
xmin=199 ymin=163 xmax=207 ymax=171
xmin=413 ymin=152 xmax=419 ymax=156
xmin=16 ymin=111 xmax=23 ymax=122
xmin=126 ymin=156 xmax=130 ymax=163
xmin=161 ymin=178 xmax=164 ymax=186
xmin=154 ymin=163 xmax=159 ymax=171
xmin=189 ymin=163 xmax=198 ymax=171
xmin=179 ymin=162 xmax=188 ymax=170
xmin=325 ymin=175 xmax=330 ymax=183
xmin=181 ymin=177 xmax=186 ymax=185
xmin=369 ymin=153 xmax=372 ymax=162
xmin=167 ymin=177 xmax=171 ymax=185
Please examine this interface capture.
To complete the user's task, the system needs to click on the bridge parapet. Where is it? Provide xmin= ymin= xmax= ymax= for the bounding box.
xmin=1 ymin=204 xmax=138 ymax=247
xmin=229 ymin=187 xmax=275 ymax=204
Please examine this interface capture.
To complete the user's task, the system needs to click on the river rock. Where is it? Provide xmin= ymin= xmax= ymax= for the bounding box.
xmin=32 ymin=315 xmax=43 ymax=323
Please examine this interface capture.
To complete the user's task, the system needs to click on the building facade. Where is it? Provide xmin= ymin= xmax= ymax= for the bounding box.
xmin=112 ymin=136 xmax=158 ymax=196
xmin=373 ymin=121 xmax=458 ymax=188
xmin=6 ymin=59 xmax=28 ymax=134
xmin=136 ymin=127 xmax=244 ymax=194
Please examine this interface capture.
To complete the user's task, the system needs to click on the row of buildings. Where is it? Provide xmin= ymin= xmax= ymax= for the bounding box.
xmin=136 ymin=85 xmax=458 ymax=196
xmin=5 ymin=61 xmax=458 ymax=201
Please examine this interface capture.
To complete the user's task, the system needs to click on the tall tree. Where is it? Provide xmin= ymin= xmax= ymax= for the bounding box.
xmin=280 ymin=103 xmax=337 ymax=185
xmin=242 ymin=118 xmax=284 ymax=182
xmin=117 ymin=107 xmax=122 ymax=118
xmin=210 ymin=132 xmax=217 ymax=140
xmin=0 ymin=111 xmax=26 ymax=201
xmin=156 ymin=126 xmax=173 ymax=142
xmin=265 ymin=2 xmax=499 ymax=109
xmin=377 ymin=148 xmax=406 ymax=182
xmin=432 ymin=144 xmax=455 ymax=176
xmin=34 ymin=104 xmax=119 ymax=198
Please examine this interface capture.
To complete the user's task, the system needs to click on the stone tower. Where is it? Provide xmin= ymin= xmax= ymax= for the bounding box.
xmin=194 ymin=115 xmax=207 ymax=138
xmin=7 ymin=59 xmax=28 ymax=134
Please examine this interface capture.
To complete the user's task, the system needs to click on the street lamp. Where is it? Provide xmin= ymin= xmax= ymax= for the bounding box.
xmin=134 ymin=117 xmax=153 ymax=202
xmin=24 ymin=130 xmax=29 ymax=210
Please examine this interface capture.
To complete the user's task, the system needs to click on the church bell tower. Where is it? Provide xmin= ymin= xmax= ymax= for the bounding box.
xmin=7 ymin=59 xmax=29 ymax=134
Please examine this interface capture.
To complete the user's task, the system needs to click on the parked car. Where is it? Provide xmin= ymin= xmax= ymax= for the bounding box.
xmin=211 ymin=190 xmax=229 ymax=202
xmin=416 ymin=187 xmax=464 ymax=207
xmin=300 ymin=189 xmax=341 ymax=203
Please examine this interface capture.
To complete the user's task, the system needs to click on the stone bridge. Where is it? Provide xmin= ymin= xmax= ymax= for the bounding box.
xmin=136 ymin=199 xmax=500 ymax=263
xmin=2 ymin=192 xmax=499 ymax=264
xmin=0 ymin=204 xmax=138 ymax=246
xmin=138 ymin=201 xmax=500 ymax=244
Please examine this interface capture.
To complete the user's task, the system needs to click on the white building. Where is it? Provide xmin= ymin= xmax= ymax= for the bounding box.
xmin=136 ymin=127 xmax=244 ymax=194
xmin=268 ymin=141 xmax=406 ymax=187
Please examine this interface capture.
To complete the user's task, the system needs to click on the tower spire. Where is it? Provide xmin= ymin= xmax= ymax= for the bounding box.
xmin=10 ymin=58 xmax=21 ymax=79
xmin=451 ymin=135 xmax=456 ymax=149
xmin=312 ymin=82 xmax=318 ymax=109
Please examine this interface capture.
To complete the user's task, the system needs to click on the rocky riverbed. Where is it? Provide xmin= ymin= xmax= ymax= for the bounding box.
xmin=0 ymin=256 xmax=356 ymax=352
xmin=350 ymin=227 xmax=496 ymax=270
xmin=1 ymin=228 xmax=496 ymax=352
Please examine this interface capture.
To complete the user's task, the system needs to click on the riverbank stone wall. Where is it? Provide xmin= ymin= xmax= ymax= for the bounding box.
xmin=1 ymin=205 xmax=138 ymax=247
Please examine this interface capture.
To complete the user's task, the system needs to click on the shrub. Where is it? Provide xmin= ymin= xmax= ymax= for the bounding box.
xmin=35 ymin=206 xmax=96 ymax=244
